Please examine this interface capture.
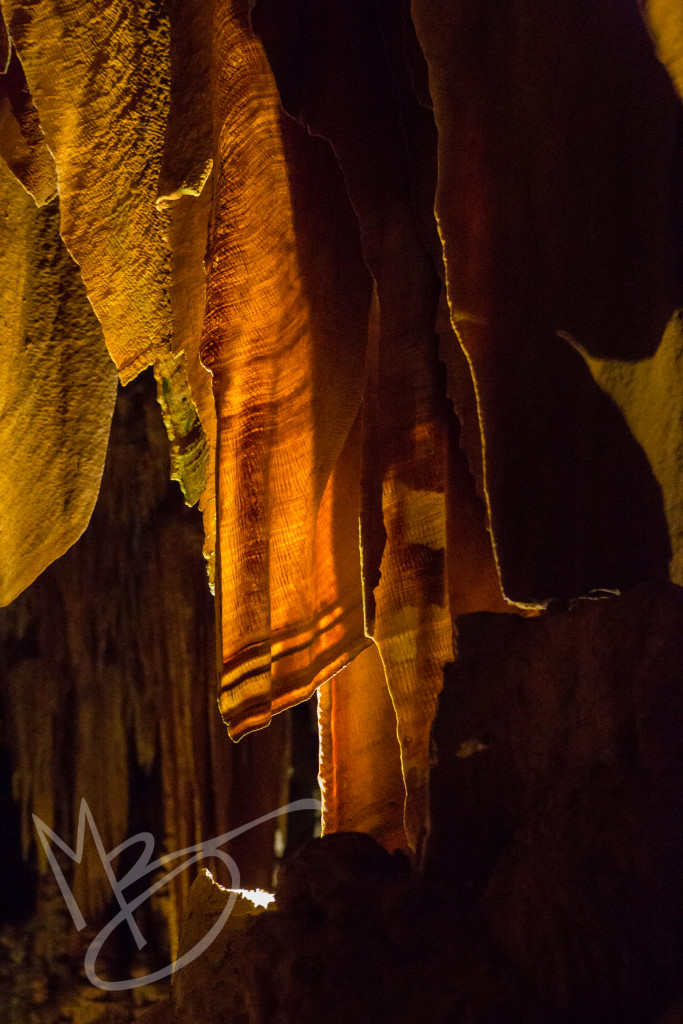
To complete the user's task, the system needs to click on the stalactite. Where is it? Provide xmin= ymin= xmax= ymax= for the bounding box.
xmin=253 ymin=0 xmax=509 ymax=849
xmin=1 ymin=3 xmax=682 ymax=1017
xmin=0 ymin=160 xmax=117 ymax=607
xmin=0 ymin=0 xmax=212 ymax=528
xmin=203 ymin=0 xmax=374 ymax=742
xmin=317 ymin=643 xmax=406 ymax=852
xmin=0 ymin=0 xmax=171 ymax=379
xmin=411 ymin=0 xmax=683 ymax=604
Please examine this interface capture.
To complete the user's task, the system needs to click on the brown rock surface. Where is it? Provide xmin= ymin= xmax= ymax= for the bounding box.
xmin=318 ymin=643 xmax=407 ymax=852
xmin=1 ymin=8 xmax=682 ymax=1020
xmin=0 ymin=0 xmax=212 ymax=593
xmin=233 ymin=829 xmax=536 ymax=1023
xmin=0 ymin=0 xmax=171 ymax=381
xmin=0 ymin=372 xmax=286 ymax=1011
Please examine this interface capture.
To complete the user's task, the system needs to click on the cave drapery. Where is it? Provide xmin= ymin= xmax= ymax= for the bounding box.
xmin=1 ymin=0 xmax=683 ymax=951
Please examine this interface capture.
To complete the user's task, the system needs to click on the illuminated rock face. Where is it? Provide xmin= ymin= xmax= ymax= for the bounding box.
xmin=1 ymin=0 xmax=682 ymax=929
xmin=0 ymin=160 xmax=117 ymax=606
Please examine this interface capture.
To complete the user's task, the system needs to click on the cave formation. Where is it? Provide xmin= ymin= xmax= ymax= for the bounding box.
xmin=0 ymin=0 xmax=682 ymax=1022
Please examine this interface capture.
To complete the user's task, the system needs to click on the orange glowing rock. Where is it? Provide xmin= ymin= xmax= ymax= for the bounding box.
xmin=318 ymin=643 xmax=407 ymax=853
xmin=202 ymin=0 xmax=372 ymax=741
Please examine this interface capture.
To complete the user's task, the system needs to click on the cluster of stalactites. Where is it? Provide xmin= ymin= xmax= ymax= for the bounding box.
xmin=1 ymin=0 xmax=682 ymax=853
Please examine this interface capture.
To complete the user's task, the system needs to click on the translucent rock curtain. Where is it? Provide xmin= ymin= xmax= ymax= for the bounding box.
xmin=2 ymin=0 xmax=682 ymax=851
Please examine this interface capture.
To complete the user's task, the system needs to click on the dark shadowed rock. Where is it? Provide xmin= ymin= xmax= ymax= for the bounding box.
xmin=425 ymin=583 xmax=683 ymax=1023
